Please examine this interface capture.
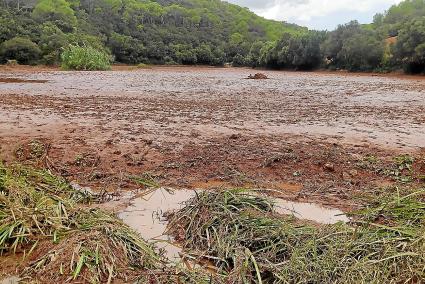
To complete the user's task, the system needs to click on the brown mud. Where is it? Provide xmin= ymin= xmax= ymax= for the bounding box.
xmin=0 ymin=66 xmax=424 ymax=210
xmin=0 ymin=77 xmax=48 ymax=84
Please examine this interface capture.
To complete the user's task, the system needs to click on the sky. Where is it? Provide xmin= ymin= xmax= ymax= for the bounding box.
xmin=226 ymin=0 xmax=403 ymax=30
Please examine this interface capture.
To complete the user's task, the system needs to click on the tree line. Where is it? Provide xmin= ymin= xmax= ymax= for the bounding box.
xmin=0 ymin=0 xmax=424 ymax=73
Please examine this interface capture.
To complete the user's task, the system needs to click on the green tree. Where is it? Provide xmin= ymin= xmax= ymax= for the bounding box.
xmin=274 ymin=32 xmax=324 ymax=70
xmin=0 ymin=37 xmax=41 ymax=64
xmin=247 ymin=41 xmax=264 ymax=67
xmin=337 ymin=32 xmax=384 ymax=71
xmin=38 ymin=23 xmax=69 ymax=65
xmin=196 ymin=43 xmax=213 ymax=65
xmin=322 ymin=21 xmax=362 ymax=67
xmin=211 ymin=47 xmax=225 ymax=66
xmin=232 ymin=53 xmax=245 ymax=67
xmin=393 ymin=17 xmax=425 ymax=73
xmin=0 ymin=8 xmax=24 ymax=42
xmin=109 ymin=32 xmax=145 ymax=64
xmin=32 ymin=0 xmax=77 ymax=32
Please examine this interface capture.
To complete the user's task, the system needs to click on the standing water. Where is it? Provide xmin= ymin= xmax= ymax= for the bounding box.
xmin=118 ymin=188 xmax=197 ymax=260
xmin=118 ymin=188 xmax=349 ymax=260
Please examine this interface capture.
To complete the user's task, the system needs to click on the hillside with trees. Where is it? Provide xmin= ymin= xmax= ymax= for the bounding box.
xmin=0 ymin=0 xmax=425 ymax=73
xmin=0 ymin=0 xmax=305 ymax=66
xmin=257 ymin=0 xmax=425 ymax=73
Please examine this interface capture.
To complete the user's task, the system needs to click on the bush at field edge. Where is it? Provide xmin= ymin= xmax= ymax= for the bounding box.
xmin=61 ymin=45 xmax=111 ymax=71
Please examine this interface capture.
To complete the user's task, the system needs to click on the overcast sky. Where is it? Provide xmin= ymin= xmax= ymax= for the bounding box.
xmin=226 ymin=0 xmax=403 ymax=30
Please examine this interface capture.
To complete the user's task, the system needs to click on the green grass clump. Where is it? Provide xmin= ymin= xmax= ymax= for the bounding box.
xmin=61 ymin=45 xmax=111 ymax=71
xmin=167 ymin=189 xmax=425 ymax=284
xmin=136 ymin=63 xmax=151 ymax=69
xmin=24 ymin=210 xmax=161 ymax=283
xmin=0 ymin=162 xmax=163 ymax=283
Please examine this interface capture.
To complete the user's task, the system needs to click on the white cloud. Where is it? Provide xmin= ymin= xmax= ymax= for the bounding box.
xmin=226 ymin=0 xmax=403 ymax=30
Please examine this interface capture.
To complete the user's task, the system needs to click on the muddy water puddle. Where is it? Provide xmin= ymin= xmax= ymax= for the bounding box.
xmin=118 ymin=188 xmax=348 ymax=260
xmin=0 ymin=276 xmax=19 ymax=284
xmin=118 ymin=188 xmax=196 ymax=260
xmin=275 ymin=199 xmax=349 ymax=224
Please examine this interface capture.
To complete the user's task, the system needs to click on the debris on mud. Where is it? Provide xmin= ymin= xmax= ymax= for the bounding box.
xmin=0 ymin=77 xmax=47 ymax=83
xmin=166 ymin=189 xmax=425 ymax=283
xmin=323 ymin=162 xmax=335 ymax=172
xmin=247 ymin=73 xmax=268 ymax=79
xmin=74 ymin=152 xmax=101 ymax=168
xmin=14 ymin=140 xmax=49 ymax=161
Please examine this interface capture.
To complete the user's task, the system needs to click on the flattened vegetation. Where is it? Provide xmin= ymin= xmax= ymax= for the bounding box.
xmin=0 ymin=163 xmax=162 ymax=283
xmin=167 ymin=189 xmax=425 ymax=283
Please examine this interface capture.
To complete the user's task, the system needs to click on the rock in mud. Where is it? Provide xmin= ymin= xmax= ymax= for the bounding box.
xmin=324 ymin=163 xmax=335 ymax=172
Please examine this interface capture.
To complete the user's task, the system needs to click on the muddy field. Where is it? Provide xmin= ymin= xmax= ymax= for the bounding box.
xmin=0 ymin=66 xmax=425 ymax=209
xmin=1 ymin=66 xmax=425 ymax=283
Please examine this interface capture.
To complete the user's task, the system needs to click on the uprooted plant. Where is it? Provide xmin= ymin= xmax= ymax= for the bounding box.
xmin=0 ymin=162 xmax=163 ymax=283
xmin=2 ymin=161 xmax=424 ymax=283
xmin=166 ymin=189 xmax=425 ymax=284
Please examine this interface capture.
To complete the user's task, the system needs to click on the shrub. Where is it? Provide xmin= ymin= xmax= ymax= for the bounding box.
xmin=232 ymin=53 xmax=246 ymax=67
xmin=0 ymin=37 xmax=41 ymax=65
xmin=137 ymin=63 xmax=151 ymax=69
xmin=61 ymin=45 xmax=111 ymax=70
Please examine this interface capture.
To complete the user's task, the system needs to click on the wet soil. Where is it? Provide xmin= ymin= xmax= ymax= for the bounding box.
xmin=0 ymin=66 xmax=424 ymax=209
xmin=0 ymin=78 xmax=48 ymax=84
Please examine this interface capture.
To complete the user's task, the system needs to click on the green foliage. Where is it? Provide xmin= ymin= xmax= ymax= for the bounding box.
xmin=109 ymin=32 xmax=145 ymax=64
xmin=0 ymin=0 xmax=425 ymax=73
xmin=195 ymin=43 xmax=213 ymax=65
xmin=392 ymin=17 xmax=425 ymax=73
xmin=232 ymin=53 xmax=246 ymax=67
xmin=61 ymin=45 xmax=111 ymax=70
xmin=38 ymin=23 xmax=69 ymax=65
xmin=275 ymin=32 xmax=324 ymax=70
xmin=32 ymin=0 xmax=77 ymax=32
xmin=167 ymin=189 xmax=425 ymax=283
xmin=323 ymin=21 xmax=385 ymax=71
xmin=0 ymin=163 xmax=163 ymax=283
xmin=338 ymin=31 xmax=384 ymax=71
xmin=0 ymin=37 xmax=41 ymax=64
xmin=0 ymin=8 xmax=25 ymax=42
xmin=0 ymin=0 xmax=306 ymax=67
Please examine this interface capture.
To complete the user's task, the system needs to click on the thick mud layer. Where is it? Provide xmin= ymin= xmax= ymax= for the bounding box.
xmin=1 ymin=66 xmax=424 ymax=208
xmin=0 ymin=77 xmax=47 ymax=84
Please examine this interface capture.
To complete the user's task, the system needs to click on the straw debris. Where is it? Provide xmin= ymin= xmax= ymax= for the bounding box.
xmin=167 ymin=189 xmax=425 ymax=283
xmin=0 ymin=162 xmax=164 ymax=283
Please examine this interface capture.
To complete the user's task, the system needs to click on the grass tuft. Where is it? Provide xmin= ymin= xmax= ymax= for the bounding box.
xmin=167 ymin=189 xmax=425 ymax=283
xmin=0 ymin=162 xmax=163 ymax=283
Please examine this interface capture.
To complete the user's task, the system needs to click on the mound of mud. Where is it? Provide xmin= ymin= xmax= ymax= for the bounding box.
xmin=247 ymin=73 xmax=268 ymax=79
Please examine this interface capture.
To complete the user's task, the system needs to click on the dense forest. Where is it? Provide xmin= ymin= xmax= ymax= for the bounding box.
xmin=0 ymin=0 xmax=425 ymax=73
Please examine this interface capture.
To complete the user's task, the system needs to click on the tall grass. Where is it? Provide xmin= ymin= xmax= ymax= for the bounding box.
xmin=0 ymin=162 xmax=163 ymax=283
xmin=167 ymin=189 xmax=425 ymax=283
xmin=61 ymin=45 xmax=111 ymax=71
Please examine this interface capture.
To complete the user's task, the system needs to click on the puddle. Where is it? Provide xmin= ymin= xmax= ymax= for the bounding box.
xmin=275 ymin=199 xmax=349 ymax=224
xmin=118 ymin=188 xmax=348 ymax=260
xmin=0 ymin=276 xmax=20 ymax=284
xmin=0 ymin=78 xmax=47 ymax=83
xmin=118 ymin=188 xmax=196 ymax=260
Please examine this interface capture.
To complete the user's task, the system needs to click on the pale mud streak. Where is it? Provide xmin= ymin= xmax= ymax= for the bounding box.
xmin=0 ymin=67 xmax=424 ymax=150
